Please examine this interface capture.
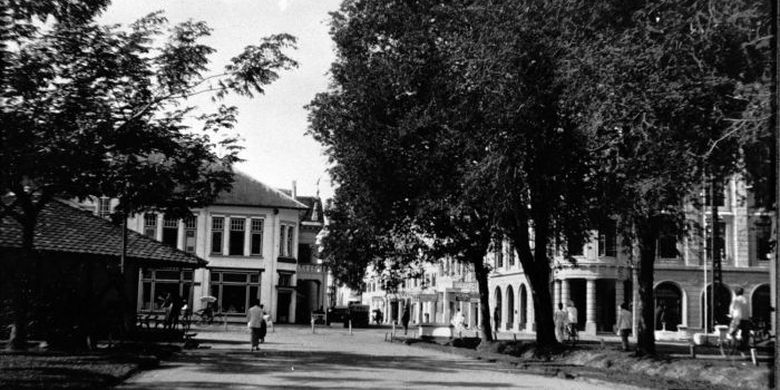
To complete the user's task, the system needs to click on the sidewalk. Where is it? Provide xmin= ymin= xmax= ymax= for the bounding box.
xmin=390 ymin=331 xmax=771 ymax=390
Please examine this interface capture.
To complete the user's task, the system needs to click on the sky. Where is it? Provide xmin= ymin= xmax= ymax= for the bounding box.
xmin=100 ymin=0 xmax=342 ymax=200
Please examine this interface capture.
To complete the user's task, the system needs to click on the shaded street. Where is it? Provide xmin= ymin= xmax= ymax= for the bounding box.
xmin=117 ymin=325 xmax=648 ymax=389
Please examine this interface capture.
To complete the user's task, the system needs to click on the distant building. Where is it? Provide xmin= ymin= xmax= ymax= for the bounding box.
xmin=363 ymin=176 xmax=772 ymax=336
xmin=120 ymin=172 xmax=308 ymax=323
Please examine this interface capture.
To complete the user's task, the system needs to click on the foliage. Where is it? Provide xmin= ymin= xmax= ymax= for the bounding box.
xmin=564 ymin=0 xmax=770 ymax=355
xmin=0 ymin=1 xmax=297 ymax=349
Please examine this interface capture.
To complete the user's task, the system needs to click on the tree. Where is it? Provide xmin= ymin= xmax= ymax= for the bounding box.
xmin=1 ymin=3 xmax=297 ymax=349
xmin=310 ymin=0 xmax=601 ymax=347
xmin=565 ymin=0 xmax=770 ymax=355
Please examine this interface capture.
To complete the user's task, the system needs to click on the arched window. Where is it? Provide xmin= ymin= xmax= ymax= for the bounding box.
xmin=701 ymin=283 xmax=731 ymax=331
xmin=519 ymin=285 xmax=528 ymax=329
xmin=494 ymin=286 xmax=502 ymax=330
xmin=654 ymin=282 xmax=682 ymax=331
xmin=506 ymin=286 xmax=515 ymax=329
xmin=752 ymin=284 xmax=771 ymax=327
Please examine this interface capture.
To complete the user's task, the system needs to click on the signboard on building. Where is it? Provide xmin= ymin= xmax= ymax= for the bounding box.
xmin=453 ymin=291 xmax=480 ymax=302
xmin=416 ymin=293 xmax=438 ymax=302
xmin=453 ymin=281 xmax=477 ymax=292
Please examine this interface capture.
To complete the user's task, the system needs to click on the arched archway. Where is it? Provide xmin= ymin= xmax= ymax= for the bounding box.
xmin=752 ymin=284 xmax=771 ymax=327
xmin=654 ymin=281 xmax=682 ymax=331
xmin=494 ymin=286 xmax=502 ymax=331
xmin=701 ymin=283 xmax=731 ymax=331
xmin=519 ymin=285 xmax=528 ymax=330
xmin=506 ymin=286 xmax=515 ymax=330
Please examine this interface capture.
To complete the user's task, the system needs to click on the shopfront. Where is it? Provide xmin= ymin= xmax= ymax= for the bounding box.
xmin=208 ymin=268 xmax=263 ymax=316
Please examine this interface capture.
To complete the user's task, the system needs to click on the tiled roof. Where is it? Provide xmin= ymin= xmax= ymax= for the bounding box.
xmin=0 ymin=199 xmax=206 ymax=267
xmin=214 ymin=171 xmax=307 ymax=209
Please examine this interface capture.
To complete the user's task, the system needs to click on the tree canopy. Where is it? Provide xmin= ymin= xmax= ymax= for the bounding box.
xmin=1 ymin=1 xmax=297 ymax=349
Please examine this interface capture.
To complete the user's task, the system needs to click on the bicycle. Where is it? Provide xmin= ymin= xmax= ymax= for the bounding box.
xmin=721 ymin=321 xmax=758 ymax=366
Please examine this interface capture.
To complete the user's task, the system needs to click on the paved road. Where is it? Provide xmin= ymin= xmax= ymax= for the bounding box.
xmin=118 ymin=325 xmax=649 ymax=390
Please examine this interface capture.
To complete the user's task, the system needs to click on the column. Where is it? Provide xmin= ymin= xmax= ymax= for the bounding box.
xmin=586 ymin=278 xmax=596 ymax=334
xmin=615 ymin=279 xmax=624 ymax=330
xmin=561 ymin=279 xmax=570 ymax=308
xmin=632 ymin=269 xmax=639 ymax=336
xmin=553 ymin=280 xmax=561 ymax=310
xmin=384 ymin=298 xmax=390 ymax=324
xmin=442 ymin=291 xmax=450 ymax=325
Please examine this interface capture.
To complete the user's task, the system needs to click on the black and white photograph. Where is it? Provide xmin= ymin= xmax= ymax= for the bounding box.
xmin=1 ymin=1 xmax=778 ymax=389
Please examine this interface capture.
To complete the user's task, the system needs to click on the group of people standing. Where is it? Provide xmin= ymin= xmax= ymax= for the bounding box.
xmin=553 ymin=301 xmax=579 ymax=343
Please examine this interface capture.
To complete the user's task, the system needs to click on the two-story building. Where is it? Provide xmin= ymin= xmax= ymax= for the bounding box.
xmin=122 ymin=172 xmax=308 ymax=324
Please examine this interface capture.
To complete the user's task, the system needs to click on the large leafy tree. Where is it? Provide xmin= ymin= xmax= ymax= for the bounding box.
xmin=566 ymin=0 xmax=770 ymax=355
xmin=310 ymin=0 xmax=601 ymax=346
xmin=1 ymin=2 xmax=297 ymax=349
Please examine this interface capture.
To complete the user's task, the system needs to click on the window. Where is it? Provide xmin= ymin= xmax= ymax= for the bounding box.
xmin=139 ymin=268 xmax=194 ymax=312
xmin=705 ymin=219 xmax=726 ymax=261
xmin=209 ymin=270 xmax=262 ymax=314
xmin=494 ymin=240 xmax=503 ymax=268
xmin=598 ymin=219 xmax=617 ymax=257
xmin=250 ymin=218 xmax=264 ymax=255
xmin=756 ymin=217 xmax=772 ymax=261
xmin=278 ymin=272 xmax=292 ymax=287
xmin=184 ymin=216 xmax=197 ymax=253
xmin=162 ymin=217 xmax=178 ymax=248
xmin=568 ymin=237 xmax=583 ymax=256
xmin=657 ymin=219 xmax=678 ymax=259
xmin=507 ymin=244 xmax=515 ymax=267
xmin=280 ymin=224 xmax=295 ymax=257
xmin=298 ymin=244 xmax=312 ymax=263
xmin=96 ymin=197 xmax=111 ymax=219
xmin=211 ymin=217 xmax=224 ymax=254
xmin=144 ymin=214 xmax=157 ymax=238
xmin=704 ymin=186 xmax=725 ymax=207
xmin=229 ymin=218 xmax=245 ymax=256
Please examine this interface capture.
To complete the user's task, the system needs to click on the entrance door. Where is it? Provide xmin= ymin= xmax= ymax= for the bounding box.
xmin=277 ymin=290 xmax=291 ymax=323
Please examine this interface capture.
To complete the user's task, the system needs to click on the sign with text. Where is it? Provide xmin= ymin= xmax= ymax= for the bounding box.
xmin=453 ymin=281 xmax=477 ymax=291
xmin=416 ymin=293 xmax=439 ymax=302
xmin=453 ymin=292 xmax=480 ymax=302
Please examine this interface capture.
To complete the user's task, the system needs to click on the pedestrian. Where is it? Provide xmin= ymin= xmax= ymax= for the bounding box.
xmin=566 ymin=300 xmax=578 ymax=340
xmin=553 ymin=303 xmax=567 ymax=342
xmin=247 ymin=299 xmax=265 ymax=351
xmin=729 ymin=287 xmax=751 ymax=355
xmin=493 ymin=306 xmax=501 ymax=335
xmin=450 ymin=309 xmax=465 ymax=338
xmin=259 ymin=304 xmax=268 ymax=343
xmin=655 ymin=303 xmax=666 ymax=331
xmin=616 ymin=302 xmax=632 ymax=351
xmin=162 ymin=293 xmax=173 ymax=329
xmin=401 ymin=305 xmax=410 ymax=335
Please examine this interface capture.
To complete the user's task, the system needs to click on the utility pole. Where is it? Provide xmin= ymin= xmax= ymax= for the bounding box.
xmin=773 ymin=0 xmax=779 ymax=383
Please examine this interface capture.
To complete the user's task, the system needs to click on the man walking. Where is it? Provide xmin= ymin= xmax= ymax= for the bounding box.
xmin=616 ymin=302 xmax=632 ymax=351
xmin=554 ymin=303 xmax=567 ymax=342
xmin=729 ymin=287 xmax=751 ymax=355
xmin=247 ymin=299 xmax=265 ymax=352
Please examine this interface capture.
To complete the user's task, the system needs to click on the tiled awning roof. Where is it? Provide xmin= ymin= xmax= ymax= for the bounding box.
xmin=0 ymin=199 xmax=206 ymax=267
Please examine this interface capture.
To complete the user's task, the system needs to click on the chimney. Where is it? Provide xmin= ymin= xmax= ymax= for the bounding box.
xmin=292 ymin=180 xmax=297 ymax=199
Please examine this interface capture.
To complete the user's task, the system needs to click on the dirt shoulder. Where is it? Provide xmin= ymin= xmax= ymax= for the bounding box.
xmin=394 ymin=337 xmax=771 ymax=390
xmin=0 ymin=343 xmax=177 ymax=389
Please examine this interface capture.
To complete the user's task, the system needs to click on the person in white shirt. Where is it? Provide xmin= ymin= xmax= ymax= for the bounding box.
xmin=729 ymin=287 xmax=751 ymax=352
xmin=566 ymin=300 xmax=579 ymax=341
xmin=247 ymin=299 xmax=266 ymax=352
xmin=616 ymin=302 xmax=632 ymax=351
xmin=553 ymin=303 xmax=568 ymax=342
xmin=451 ymin=309 xmax=465 ymax=338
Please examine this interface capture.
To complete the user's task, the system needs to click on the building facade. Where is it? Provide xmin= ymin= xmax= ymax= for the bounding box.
xmin=362 ymin=177 xmax=772 ymax=336
xmin=83 ymin=172 xmax=323 ymax=324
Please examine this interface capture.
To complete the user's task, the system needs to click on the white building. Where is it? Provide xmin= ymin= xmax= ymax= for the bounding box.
xmin=122 ymin=172 xmax=309 ymax=323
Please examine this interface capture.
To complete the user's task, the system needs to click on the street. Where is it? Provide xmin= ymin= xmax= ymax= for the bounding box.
xmin=117 ymin=325 xmax=649 ymax=390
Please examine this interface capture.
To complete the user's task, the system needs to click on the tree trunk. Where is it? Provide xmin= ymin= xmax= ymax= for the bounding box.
xmin=473 ymin=257 xmax=493 ymax=341
xmin=8 ymin=218 xmax=36 ymax=350
xmin=509 ymin=212 xmax=558 ymax=348
xmin=635 ymin=216 xmax=659 ymax=356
